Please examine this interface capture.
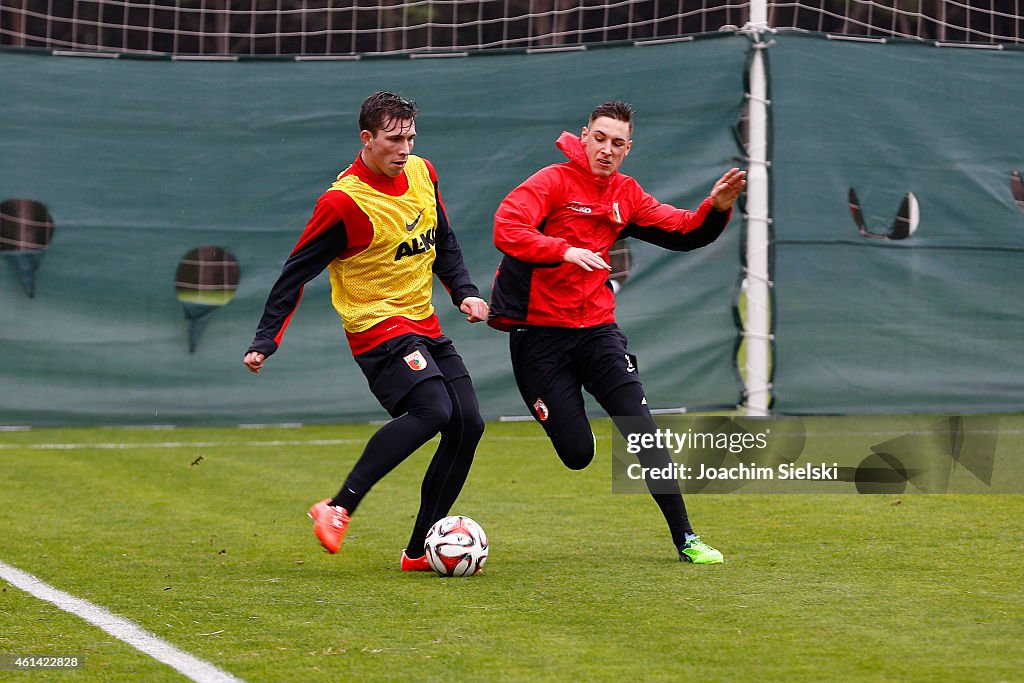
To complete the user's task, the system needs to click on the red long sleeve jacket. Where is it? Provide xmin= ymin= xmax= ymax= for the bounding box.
xmin=488 ymin=132 xmax=733 ymax=331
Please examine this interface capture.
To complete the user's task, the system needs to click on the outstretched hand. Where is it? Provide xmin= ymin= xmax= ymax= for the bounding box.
xmin=710 ymin=167 xmax=747 ymax=211
xmin=460 ymin=296 xmax=489 ymax=323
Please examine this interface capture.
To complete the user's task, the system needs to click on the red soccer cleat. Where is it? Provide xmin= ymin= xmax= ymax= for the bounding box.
xmin=400 ymin=549 xmax=432 ymax=572
xmin=307 ymin=499 xmax=350 ymax=554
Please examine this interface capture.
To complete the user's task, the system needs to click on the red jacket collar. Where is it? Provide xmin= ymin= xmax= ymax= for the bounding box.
xmin=555 ymin=131 xmax=614 ymax=185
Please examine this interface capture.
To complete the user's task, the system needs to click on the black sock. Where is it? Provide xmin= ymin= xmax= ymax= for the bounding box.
xmin=404 ymin=524 xmax=431 ymax=558
xmin=405 ymin=375 xmax=485 ymax=557
xmin=652 ymin=493 xmax=694 ymax=548
xmin=599 ymin=381 xmax=696 ymax=548
xmin=330 ymin=475 xmax=368 ymax=514
xmin=329 ymin=378 xmax=452 ymax=515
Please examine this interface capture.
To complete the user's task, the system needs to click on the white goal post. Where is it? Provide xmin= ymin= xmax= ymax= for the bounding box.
xmin=742 ymin=0 xmax=773 ymax=416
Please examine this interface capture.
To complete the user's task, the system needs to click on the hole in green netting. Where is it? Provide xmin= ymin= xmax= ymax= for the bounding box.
xmin=1 ymin=198 xmax=55 ymax=297
xmin=175 ymin=246 xmax=240 ymax=353
xmin=175 ymin=245 xmax=240 ymax=306
xmin=608 ymin=238 xmax=632 ymax=294
xmin=0 ymin=198 xmax=53 ymax=251
xmin=849 ymin=188 xmax=919 ymax=241
xmin=1011 ymin=170 xmax=1024 ymax=212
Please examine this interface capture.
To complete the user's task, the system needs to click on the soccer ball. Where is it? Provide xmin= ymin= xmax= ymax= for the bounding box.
xmin=423 ymin=515 xmax=488 ymax=577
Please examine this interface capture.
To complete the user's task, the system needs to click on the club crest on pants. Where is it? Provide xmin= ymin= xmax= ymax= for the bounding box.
xmin=404 ymin=350 xmax=428 ymax=371
xmin=533 ymin=398 xmax=549 ymax=421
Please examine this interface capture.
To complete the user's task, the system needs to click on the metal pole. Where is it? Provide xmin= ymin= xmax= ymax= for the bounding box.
xmin=743 ymin=0 xmax=772 ymax=416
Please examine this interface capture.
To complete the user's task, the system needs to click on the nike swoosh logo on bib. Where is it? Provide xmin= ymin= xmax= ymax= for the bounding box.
xmin=406 ymin=209 xmax=424 ymax=232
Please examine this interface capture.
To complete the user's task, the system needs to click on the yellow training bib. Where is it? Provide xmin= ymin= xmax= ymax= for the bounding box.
xmin=326 ymin=156 xmax=440 ymax=333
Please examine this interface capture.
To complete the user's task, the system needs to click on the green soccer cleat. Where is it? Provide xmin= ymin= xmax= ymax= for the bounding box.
xmin=679 ymin=536 xmax=724 ymax=564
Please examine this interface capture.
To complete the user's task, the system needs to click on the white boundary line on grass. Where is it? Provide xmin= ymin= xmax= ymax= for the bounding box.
xmin=0 ymin=439 xmax=365 ymax=450
xmin=3 ymin=430 xmax=1020 ymax=452
xmin=0 ymin=435 xmax=554 ymax=451
xmin=0 ymin=560 xmax=244 ymax=683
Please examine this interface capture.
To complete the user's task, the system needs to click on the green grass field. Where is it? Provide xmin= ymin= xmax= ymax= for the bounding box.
xmin=1 ymin=419 xmax=1021 ymax=682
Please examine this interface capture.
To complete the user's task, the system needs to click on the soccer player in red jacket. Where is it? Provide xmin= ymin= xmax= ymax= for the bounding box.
xmin=489 ymin=101 xmax=745 ymax=564
xmin=244 ymin=92 xmax=489 ymax=571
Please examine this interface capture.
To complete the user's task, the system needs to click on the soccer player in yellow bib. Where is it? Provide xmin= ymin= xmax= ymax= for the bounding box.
xmin=244 ymin=92 xmax=489 ymax=571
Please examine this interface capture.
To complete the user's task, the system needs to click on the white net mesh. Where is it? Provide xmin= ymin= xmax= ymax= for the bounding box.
xmin=0 ymin=1 xmax=750 ymax=56
xmin=773 ymin=0 xmax=1024 ymax=44
xmin=0 ymin=1 xmax=1021 ymax=56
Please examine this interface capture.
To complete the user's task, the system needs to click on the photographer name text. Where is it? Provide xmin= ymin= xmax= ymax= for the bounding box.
xmin=626 ymin=462 xmax=840 ymax=482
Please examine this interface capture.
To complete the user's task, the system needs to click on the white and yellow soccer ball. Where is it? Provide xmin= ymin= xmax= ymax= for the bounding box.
xmin=423 ymin=515 xmax=488 ymax=577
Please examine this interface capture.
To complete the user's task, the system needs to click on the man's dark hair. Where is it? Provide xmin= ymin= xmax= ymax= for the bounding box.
xmin=589 ymin=100 xmax=635 ymax=133
xmin=359 ymin=91 xmax=418 ymax=134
